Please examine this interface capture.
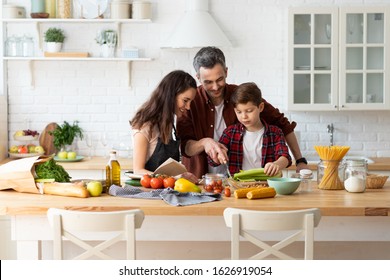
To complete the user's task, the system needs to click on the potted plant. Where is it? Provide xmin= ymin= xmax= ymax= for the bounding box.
xmin=44 ymin=27 xmax=66 ymax=53
xmin=95 ymin=29 xmax=117 ymax=58
xmin=49 ymin=121 xmax=84 ymax=152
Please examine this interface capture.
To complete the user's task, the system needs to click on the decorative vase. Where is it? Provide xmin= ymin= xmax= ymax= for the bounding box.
xmin=45 ymin=42 xmax=62 ymax=53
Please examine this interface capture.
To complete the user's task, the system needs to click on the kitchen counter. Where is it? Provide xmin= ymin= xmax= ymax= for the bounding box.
xmin=1 ymin=183 xmax=390 ymax=217
xmin=2 ymin=156 xmax=390 ymax=172
xmin=2 ymin=183 xmax=390 ymax=259
xmin=0 ymin=156 xmax=133 ymax=170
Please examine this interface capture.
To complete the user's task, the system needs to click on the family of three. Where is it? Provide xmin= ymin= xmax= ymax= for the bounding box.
xmin=130 ymin=46 xmax=308 ymax=182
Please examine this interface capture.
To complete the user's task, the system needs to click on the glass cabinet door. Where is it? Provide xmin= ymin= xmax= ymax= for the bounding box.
xmin=339 ymin=7 xmax=388 ymax=110
xmin=289 ymin=8 xmax=338 ymax=111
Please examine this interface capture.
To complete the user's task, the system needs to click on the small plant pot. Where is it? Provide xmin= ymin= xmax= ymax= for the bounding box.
xmin=100 ymin=44 xmax=115 ymax=58
xmin=45 ymin=42 xmax=62 ymax=53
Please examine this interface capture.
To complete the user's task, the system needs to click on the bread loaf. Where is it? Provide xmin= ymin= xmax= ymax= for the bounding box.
xmin=38 ymin=182 xmax=89 ymax=198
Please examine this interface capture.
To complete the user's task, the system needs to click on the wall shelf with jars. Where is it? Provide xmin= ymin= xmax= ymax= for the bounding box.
xmin=1 ymin=12 xmax=153 ymax=88
xmin=288 ymin=7 xmax=390 ymax=111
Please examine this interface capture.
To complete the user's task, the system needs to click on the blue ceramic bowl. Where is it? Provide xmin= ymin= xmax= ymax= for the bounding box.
xmin=267 ymin=177 xmax=301 ymax=195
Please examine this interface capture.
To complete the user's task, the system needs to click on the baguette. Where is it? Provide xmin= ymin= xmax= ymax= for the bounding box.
xmin=38 ymin=182 xmax=90 ymax=198
xmin=246 ymin=187 xmax=276 ymax=200
xmin=234 ymin=186 xmax=267 ymax=198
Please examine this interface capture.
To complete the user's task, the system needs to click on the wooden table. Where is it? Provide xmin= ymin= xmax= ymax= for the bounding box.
xmin=1 ymin=184 xmax=390 ymax=259
xmin=1 ymin=185 xmax=390 ymax=217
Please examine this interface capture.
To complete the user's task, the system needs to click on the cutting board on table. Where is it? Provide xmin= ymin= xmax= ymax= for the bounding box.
xmin=39 ymin=122 xmax=58 ymax=156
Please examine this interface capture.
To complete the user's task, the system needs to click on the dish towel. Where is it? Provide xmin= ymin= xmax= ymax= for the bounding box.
xmin=109 ymin=185 xmax=221 ymax=206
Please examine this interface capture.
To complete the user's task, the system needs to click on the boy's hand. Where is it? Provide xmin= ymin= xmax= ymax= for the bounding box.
xmin=264 ymin=162 xmax=281 ymax=176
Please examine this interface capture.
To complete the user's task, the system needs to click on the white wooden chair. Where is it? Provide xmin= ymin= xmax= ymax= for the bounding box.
xmin=223 ymin=207 xmax=321 ymax=260
xmin=47 ymin=208 xmax=144 ymax=260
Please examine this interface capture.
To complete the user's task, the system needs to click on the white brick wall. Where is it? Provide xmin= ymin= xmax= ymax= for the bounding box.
xmin=5 ymin=0 xmax=390 ymax=159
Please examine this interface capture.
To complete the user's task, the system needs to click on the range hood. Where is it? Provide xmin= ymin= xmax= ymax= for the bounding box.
xmin=161 ymin=0 xmax=232 ymax=49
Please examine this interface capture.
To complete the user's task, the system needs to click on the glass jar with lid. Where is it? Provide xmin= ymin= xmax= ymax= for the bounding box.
xmin=299 ymin=169 xmax=313 ymax=192
xmin=6 ymin=36 xmax=21 ymax=57
xmin=21 ymin=35 xmax=34 ymax=57
xmin=344 ymin=159 xmax=367 ymax=193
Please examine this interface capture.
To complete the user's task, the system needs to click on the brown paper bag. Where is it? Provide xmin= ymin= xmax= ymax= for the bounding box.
xmin=0 ymin=155 xmax=52 ymax=194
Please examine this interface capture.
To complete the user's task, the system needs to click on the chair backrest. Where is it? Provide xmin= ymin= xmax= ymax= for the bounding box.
xmin=47 ymin=208 xmax=144 ymax=260
xmin=223 ymin=207 xmax=321 ymax=260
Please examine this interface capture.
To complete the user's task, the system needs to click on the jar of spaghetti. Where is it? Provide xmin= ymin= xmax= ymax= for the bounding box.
xmin=317 ymin=160 xmax=345 ymax=190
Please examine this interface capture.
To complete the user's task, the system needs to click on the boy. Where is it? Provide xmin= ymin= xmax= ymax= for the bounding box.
xmin=209 ymin=82 xmax=292 ymax=176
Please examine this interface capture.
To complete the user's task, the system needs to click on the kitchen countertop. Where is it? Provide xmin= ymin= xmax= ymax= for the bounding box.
xmin=1 ymin=183 xmax=390 ymax=217
xmin=2 ymin=156 xmax=390 ymax=172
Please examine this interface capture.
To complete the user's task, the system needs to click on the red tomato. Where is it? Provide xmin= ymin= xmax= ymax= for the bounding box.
xmin=140 ymin=174 xmax=152 ymax=188
xmin=163 ymin=177 xmax=176 ymax=188
xmin=150 ymin=177 xmax=164 ymax=189
xmin=213 ymin=188 xmax=222 ymax=194
xmin=224 ymin=187 xmax=231 ymax=197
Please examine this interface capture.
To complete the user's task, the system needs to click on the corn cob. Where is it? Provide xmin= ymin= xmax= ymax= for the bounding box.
xmin=246 ymin=187 xmax=276 ymax=200
xmin=234 ymin=186 xmax=267 ymax=198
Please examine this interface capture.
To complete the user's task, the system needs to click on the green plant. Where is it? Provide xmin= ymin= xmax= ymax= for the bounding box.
xmin=95 ymin=29 xmax=117 ymax=46
xmin=49 ymin=121 xmax=84 ymax=150
xmin=44 ymin=27 xmax=66 ymax=43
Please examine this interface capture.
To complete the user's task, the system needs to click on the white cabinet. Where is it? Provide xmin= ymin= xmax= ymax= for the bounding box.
xmin=288 ymin=7 xmax=389 ymax=111
xmin=339 ymin=7 xmax=390 ymax=110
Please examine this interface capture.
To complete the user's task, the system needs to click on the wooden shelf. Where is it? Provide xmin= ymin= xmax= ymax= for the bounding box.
xmin=1 ymin=18 xmax=151 ymax=23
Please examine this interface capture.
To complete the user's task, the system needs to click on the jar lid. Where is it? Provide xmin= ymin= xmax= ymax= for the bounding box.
xmin=346 ymin=159 xmax=367 ymax=166
xmin=299 ymin=169 xmax=313 ymax=178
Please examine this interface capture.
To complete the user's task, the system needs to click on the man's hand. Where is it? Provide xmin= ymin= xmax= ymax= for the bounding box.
xmin=203 ymin=138 xmax=228 ymax=164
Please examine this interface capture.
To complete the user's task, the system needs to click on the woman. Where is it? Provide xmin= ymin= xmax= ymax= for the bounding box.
xmin=130 ymin=70 xmax=198 ymax=181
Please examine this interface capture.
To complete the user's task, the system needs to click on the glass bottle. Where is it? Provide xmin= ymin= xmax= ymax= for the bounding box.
xmin=105 ymin=150 xmax=121 ymax=192
xmin=344 ymin=159 xmax=367 ymax=193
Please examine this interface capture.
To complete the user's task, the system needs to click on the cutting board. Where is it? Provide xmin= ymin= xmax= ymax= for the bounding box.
xmin=39 ymin=122 xmax=58 ymax=155
xmin=44 ymin=52 xmax=89 ymax=57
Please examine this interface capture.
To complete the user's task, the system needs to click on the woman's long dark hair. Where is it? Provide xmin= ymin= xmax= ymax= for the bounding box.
xmin=130 ymin=70 xmax=197 ymax=144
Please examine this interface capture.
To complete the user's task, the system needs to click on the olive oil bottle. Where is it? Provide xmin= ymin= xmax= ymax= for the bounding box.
xmin=105 ymin=150 xmax=121 ymax=192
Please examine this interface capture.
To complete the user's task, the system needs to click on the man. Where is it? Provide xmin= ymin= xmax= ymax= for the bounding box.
xmin=177 ymin=47 xmax=308 ymax=179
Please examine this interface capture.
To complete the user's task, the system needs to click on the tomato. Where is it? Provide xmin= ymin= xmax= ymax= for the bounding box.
xmin=140 ymin=174 xmax=152 ymax=188
xmin=163 ymin=177 xmax=176 ymax=188
xmin=213 ymin=188 xmax=222 ymax=194
xmin=150 ymin=177 xmax=164 ymax=189
xmin=224 ymin=187 xmax=231 ymax=197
